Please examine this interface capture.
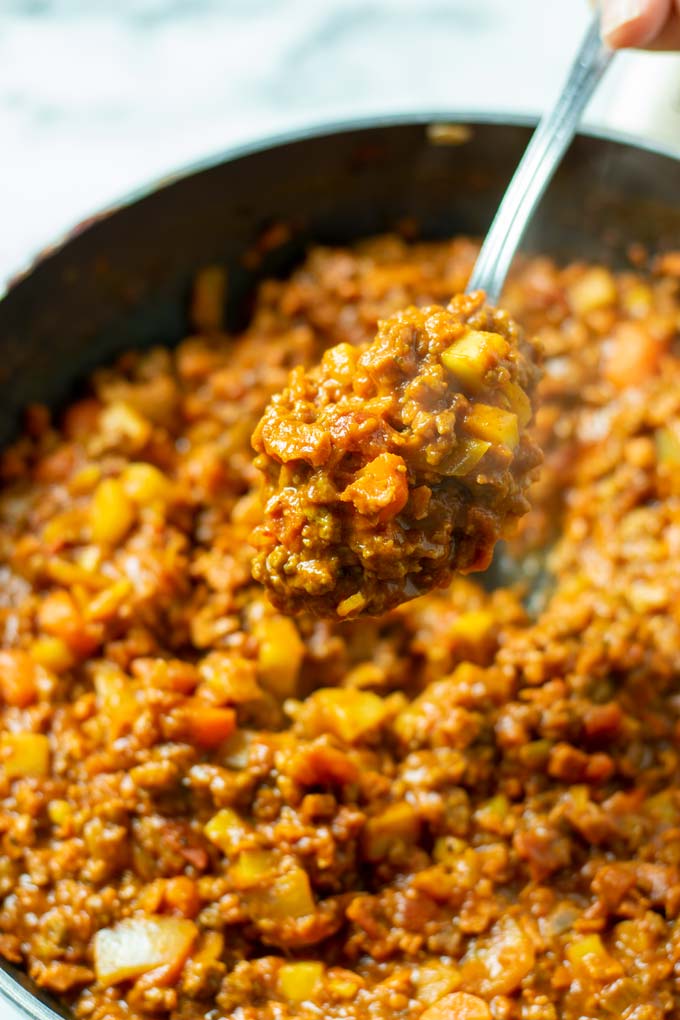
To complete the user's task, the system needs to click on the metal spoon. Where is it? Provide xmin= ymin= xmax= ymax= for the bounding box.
xmin=473 ymin=13 xmax=613 ymax=599
xmin=468 ymin=13 xmax=614 ymax=304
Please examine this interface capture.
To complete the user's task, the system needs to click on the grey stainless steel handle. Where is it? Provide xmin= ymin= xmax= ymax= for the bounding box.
xmin=468 ymin=15 xmax=614 ymax=304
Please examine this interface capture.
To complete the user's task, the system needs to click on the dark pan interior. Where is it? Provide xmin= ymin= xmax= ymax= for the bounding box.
xmin=0 ymin=114 xmax=679 ymax=1019
xmin=2 ymin=116 xmax=680 ymax=454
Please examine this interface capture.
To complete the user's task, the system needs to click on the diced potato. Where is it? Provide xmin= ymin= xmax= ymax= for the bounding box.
xmin=422 ymin=991 xmax=491 ymax=1020
xmin=229 ymin=849 xmax=278 ymax=889
xmin=94 ymin=664 xmax=138 ymax=738
xmin=0 ymin=649 xmax=38 ymax=707
xmin=363 ymin=802 xmax=421 ymax=861
xmin=278 ymin=961 xmax=324 ymax=1003
xmin=442 ymin=330 xmax=510 ymax=392
xmin=566 ymin=934 xmax=623 ymax=981
xmin=255 ymin=616 xmax=305 ymax=698
xmin=474 ymin=794 xmax=511 ymax=835
xmin=416 ymin=962 xmax=461 ymax=1006
xmin=500 ymin=380 xmax=532 ymax=427
xmin=90 ymin=478 xmax=136 ymax=546
xmin=442 ymin=438 xmax=491 ymax=477
xmin=204 ymin=808 xmax=252 ymax=856
xmin=568 ymin=267 xmax=617 ymax=315
xmin=47 ymin=558 xmax=108 ymax=590
xmin=645 ymin=790 xmax=680 ymax=825
xmin=622 ymin=281 xmax=653 ymax=317
xmin=433 ymin=836 xmax=467 ymax=866
xmin=450 ymin=610 xmax=495 ymax=646
xmin=248 ymin=867 xmax=315 ymax=921
xmin=41 ymin=509 xmax=84 ymax=549
xmin=29 ymin=632 xmax=73 ymax=673
xmin=197 ymin=654 xmax=261 ymax=705
xmin=306 ymin=688 xmax=389 ymax=743
xmin=464 ymin=404 xmax=519 ymax=451
xmin=48 ymin=799 xmax=72 ymax=827
xmin=94 ymin=915 xmax=197 ymax=987
xmin=69 ymin=464 xmax=102 ymax=495
xmin=189 ymin=930 xmax=224 ymax=966
xmin=104 ymin=375 xmax=178 ymax=429
xmin=179 ymin=700 xmax=236 ymax=749
xmin=460 ymin=916 xmax=535 ymax=996
xmin=655 ymin=427 xmax=680 ymax=466
xmin=326 ymin=969 xmax=364 ymax=1000
xmin=121 ymin=463 xmax=172 ymax=505
xmin=99 ymin=401 xmax=152 ymax=452
xmin=336 ymin=592 xmax=368 ymax=618
xmin=1 ymin=733 xmax=50 ymax=778
xmin=86 ymin=579 xmax=134 ymax=622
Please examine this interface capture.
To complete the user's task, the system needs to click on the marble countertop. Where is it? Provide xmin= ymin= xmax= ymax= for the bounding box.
xmin=1 ymin=2 xmax=680 ymax=1017
xmin=2 ymin=0 xmax=680 ymax=292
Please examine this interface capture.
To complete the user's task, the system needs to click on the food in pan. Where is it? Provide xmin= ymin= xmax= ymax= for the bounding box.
xmin=0 ymin=236 xmax=679 ymax=1019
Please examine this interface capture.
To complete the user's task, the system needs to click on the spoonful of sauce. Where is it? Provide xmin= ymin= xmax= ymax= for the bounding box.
xmin=251 ymin=15 xmax=613 ymax=619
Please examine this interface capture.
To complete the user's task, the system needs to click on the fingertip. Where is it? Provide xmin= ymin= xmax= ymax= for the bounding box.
xmin=601 ymin=0 xmax=671 ymax=48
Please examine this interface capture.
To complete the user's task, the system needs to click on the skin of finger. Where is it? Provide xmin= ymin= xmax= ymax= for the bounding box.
xmin=602 ymin=0 xmax=671 ymax=48
xmin=644 ymin=3 xmax=680 ymax=48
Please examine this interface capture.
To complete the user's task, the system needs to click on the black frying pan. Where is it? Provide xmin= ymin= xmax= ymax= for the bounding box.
xmin=0 ymin=113 xmax=679 ymax=1020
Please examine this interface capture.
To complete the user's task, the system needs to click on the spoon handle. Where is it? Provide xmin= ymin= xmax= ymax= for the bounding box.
xmin=467 ymin=15 xmax=614 ymax=305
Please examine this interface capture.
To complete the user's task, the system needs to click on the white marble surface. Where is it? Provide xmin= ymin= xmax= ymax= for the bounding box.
xmin=1 ymin=2 xmax=680 ymax=1018
xmin=2 ymin=0 xmax=680 ymax=293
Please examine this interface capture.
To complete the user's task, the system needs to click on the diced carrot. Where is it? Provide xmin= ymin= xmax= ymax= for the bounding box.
xmin=180 ymin=700 xmax=236 ymax=749
xmin=62 ymin=398 xmax=102 ymax=439
xmin=603 ymin=323 xmax=661 ymax=390
xmin=163 ymin=876 xmax=200 ymax=919
xmin=654 ymin=251 xmax=680 ymax=277
xmin=421 ymin=991 xmax=491 ymax=1020
xmin=340 ymin=453 xmax=409 ymax=522
xmin=38 ymin=591 xmax=100 ymax=658
xmin=0 ymin=649 xmax=38 ymax=707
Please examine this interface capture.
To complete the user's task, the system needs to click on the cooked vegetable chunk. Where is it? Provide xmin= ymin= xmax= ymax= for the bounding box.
xmin=93 ymin=916 xmax=197 ymax=987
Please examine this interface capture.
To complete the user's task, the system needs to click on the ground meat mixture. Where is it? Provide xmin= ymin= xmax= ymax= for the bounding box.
xmin=251 ymin=293 xmax=541 ymax=618
xmin=0 ymin=236 xmax=680 ymax=1020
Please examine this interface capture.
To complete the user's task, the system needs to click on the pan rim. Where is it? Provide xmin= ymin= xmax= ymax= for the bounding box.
xmin=2 ymin=109 xmax=680 ymax=301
